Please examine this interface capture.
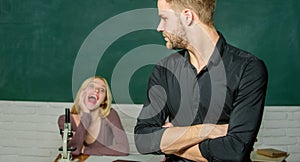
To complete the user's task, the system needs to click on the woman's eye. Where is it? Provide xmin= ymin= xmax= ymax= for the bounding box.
xmin=100 ymin=88 xmax=105 ymax=93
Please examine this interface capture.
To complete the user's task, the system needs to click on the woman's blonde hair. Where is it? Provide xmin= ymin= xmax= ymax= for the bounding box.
xmin=165 ymin=0 xmax=216 ymax=26
xmin=71 ymin=76 xmax=112 ymax=118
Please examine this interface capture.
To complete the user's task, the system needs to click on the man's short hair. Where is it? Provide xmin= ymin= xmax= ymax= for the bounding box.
xmin=165 ymin=0 xmax=216 ymax=26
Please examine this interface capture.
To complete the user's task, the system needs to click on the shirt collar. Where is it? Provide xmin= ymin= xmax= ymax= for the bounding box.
xmin=183 ymin=32 xmax=226 ymax=68
xmin=207 ymin=32 xmax=226 ymax=67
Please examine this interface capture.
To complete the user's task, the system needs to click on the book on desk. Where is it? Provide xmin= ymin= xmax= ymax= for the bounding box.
xmin=251 ymin=148 xmax=289 ymax=162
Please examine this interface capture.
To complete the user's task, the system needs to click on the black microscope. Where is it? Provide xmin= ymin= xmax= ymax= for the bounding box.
xmin=58 ymin=108 xmax=76 ymax=162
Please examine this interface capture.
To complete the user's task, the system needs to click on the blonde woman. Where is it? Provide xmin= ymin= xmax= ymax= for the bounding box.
xmin=57 ymin=76 xmax=129 ymax=157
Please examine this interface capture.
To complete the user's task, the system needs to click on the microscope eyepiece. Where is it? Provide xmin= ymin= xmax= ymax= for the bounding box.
xmin=65 ymin=108 xmax=70 ymax=123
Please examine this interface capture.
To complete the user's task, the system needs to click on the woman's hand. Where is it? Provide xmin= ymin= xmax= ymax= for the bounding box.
xmin=78 ymin=90 xmax=90 ymax=114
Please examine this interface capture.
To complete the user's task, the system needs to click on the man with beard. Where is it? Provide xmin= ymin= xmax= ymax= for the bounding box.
xmin=134 ymin=0 xmax=268 ymax=161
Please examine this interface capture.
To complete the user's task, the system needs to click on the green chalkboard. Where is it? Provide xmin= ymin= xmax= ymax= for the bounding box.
xmin=0 ymin=0 xmax=299 ymax=105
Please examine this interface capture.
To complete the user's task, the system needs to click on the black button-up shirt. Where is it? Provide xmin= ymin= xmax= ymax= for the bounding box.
xmin=134 ymin=33 xmax=268 ymax=162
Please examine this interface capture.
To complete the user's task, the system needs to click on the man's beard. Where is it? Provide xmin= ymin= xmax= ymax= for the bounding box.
xmin=163 ymin=22 xmax=188 ymax=50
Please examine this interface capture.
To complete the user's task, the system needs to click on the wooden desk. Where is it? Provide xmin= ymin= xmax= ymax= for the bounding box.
xmin=54 ymin=154 xmax=90 ymax=162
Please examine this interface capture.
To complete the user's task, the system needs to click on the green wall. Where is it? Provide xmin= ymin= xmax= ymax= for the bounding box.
xmin=0 ymin=0 xmax=299 ymax=105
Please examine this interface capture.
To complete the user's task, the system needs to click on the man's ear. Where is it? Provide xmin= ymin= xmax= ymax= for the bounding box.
xmin=181 ymin=9 xmax=193 ymax=26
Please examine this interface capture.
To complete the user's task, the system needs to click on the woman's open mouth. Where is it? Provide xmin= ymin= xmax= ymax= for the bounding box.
xmin=88 ymin=94 xmax=99 ymax=104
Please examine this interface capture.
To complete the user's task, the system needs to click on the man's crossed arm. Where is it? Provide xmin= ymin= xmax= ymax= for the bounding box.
xmin=160 ymin=123 xmax=228 ymax=161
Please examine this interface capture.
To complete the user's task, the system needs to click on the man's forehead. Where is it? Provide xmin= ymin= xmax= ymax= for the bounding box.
xmin=158 ymin=0 xmax=170 ymax=10
xmin=158 ymin=9 xmax=178 ymax=19
xmin=158 ymin=0 xmax=180 ymax=16
xmin=158 ymin=3 xmax=175 ymax=15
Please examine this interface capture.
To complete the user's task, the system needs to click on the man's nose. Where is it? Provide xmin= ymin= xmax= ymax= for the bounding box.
xmin=157 ymin=21 xmax=164 ymax=32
